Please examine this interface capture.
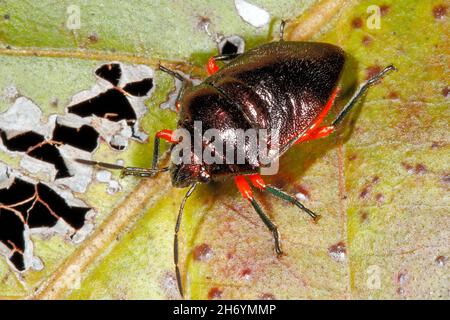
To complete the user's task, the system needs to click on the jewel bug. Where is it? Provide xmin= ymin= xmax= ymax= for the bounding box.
xmin=77 ymin=21 xmax=396 ymax=297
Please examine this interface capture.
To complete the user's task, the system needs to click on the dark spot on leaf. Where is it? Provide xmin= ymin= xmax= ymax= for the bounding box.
xmin=431 ymin=141 xmax=445 ymax=149
xmin=360 ymin=211 xmax=369 ymax=223
xmin=207 ymin=287 xmax=223 ymax=299
xmin=88 ymin=32 xmax=99 ymax=43
xmin=348 ymin=153 xmax=357 ymax=161
xmin=328 ymin=241 xmax=346 ymax=262
xmin=359 ymin=176 xmax=379 ymax=199
xmin=362 ymin=35 xmax=373 ymax=46
xmin=402 ymin=162 xmax=427 ymax=175
xmin=433 ymin=4 xmax=448 ymax=20
xmin=366 ymin=65 xmax=382 ymax=80
xmin=50 ymin=97 xmax=59 ymax=107
xmin=415 ymin=163 xmax=427 ymax=175
xmin=380 ymin=5 xmax=390 ymax=16
xmin=435 ymin=255 xmax=447 ymax=267
xmin=397 ymin=271 xmax=408 ymax=285
xmin=4 ymin=14 xmax=10 ymax=20
xmin=197 ymin=16 xmax=211 ymax=29
xmin=441 ymin=174 xmax=450 ymax=184
xmin=387 ymin=91 xmax=399 ymax=100
xmin=359 ymin=186 xmax=370 ymax=200
xmin=193 ymin=243 xmax=212 ymax=261
xmin=351 ymin=17 xmax=363 ymax=29
xmin=401 ymin=162 xmax=414 ymax=174
xmin=260 ymin=293 xmax=276 ymax=300
xmin=375 ymin=193 xmax=385 ymax=204
xmin=442 ymin=86 xmax=449 ymax=98
xmin=294 ymin=183 xmax=310 ymax=201
xmin=240 ymin=267 xmax=252 ymax=279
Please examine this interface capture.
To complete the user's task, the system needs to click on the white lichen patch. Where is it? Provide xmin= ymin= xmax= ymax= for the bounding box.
xmin=96 ymin=170 xmax=121 ymax=195
xmin=234 ymin=0 xmax=270 ymax=28
xmin=1 ymin=85 xmax=20 ymax=103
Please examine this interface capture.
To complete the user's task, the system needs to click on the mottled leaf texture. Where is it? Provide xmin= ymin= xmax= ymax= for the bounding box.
xmin=0 ymin=0 xmax=448 ymax=299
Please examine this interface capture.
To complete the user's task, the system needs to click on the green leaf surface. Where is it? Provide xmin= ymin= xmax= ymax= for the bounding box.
xmin=0 ymin=0 xmax=448 ymax=299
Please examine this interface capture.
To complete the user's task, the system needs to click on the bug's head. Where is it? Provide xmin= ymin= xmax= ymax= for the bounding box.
xmin=170 ymin=163 xmax=210 ymax=188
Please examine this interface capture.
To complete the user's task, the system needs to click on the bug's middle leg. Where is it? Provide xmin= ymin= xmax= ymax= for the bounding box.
xmin=234 ymin=175 xmax=283 ymax=255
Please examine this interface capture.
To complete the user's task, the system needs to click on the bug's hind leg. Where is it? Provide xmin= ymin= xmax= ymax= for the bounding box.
xmin=234 ymin=176 xmax=283 ymax=255
xmin=332 ymin=65 xmax=396 ymax=127
xmin=295 ymin=65 xmax=396 ymax=144
xmin=248 ymin=174 xmax=321 ymax=222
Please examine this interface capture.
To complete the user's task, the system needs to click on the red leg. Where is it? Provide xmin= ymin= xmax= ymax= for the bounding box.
xmin=295 ymin=87 xmax=339 ymax=145
xmin=234 ymin=175 xmax=254 ymax=200
xmin=156 ymin=129 xmax=177 ymax=143
xmin=296 ymin=125 xmax=335 ymax=144
xmin=234 ymin=175 xmax=283 ymax=255
xmin=207 ymin=57 xmax=219 ymax=75
xmin=248 ymin=173 xmax=267 ymax=190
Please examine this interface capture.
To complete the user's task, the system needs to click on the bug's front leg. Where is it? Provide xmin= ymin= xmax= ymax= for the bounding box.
xmin=234 ymin=175 xmax=283 ymax=256
xmin=120 ymin=129 xmax=177 ymax=177
xmin=206 ymin=53 xmax=241 ymax=75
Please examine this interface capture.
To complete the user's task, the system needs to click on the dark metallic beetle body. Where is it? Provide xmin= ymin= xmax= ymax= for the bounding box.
xmin=172 ymin=41 xmax=345 ymax=187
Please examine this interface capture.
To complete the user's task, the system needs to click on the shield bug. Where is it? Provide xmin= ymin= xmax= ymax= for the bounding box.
xmin=77 ymin=21 xmax=396 ymax=297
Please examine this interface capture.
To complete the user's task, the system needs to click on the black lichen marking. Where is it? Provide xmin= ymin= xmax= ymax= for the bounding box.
xmin=122 ymin=78 xmax=154 ymax=97
xmin=95 ymin=63 xmax=122 ymax=86
xmin=221 ymin=40 xmax=239 ymax=55
xmin=0 ymin=130 xmax=70 ymax=179
xmin=0 ymin=178 xmax=91 ymax=270
xmin=68 ymin=89 xmax=137 ymax=124
xmin=0 ymin=123 xmax=100 ymax=178
xmin=52 ymin=123 xmax=99 ymax=152
xmin=0 ymin=207 xmax=25 ymax=268
xmin=36 ymin=182 xmax=89 ymax=229
xmin=0 ymin=123 xmax=99 ymax=179
xmin=0 ymin=130 xmax=44 ymax=151
xmin=68 ymin=63 xmax=153 ymax=125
